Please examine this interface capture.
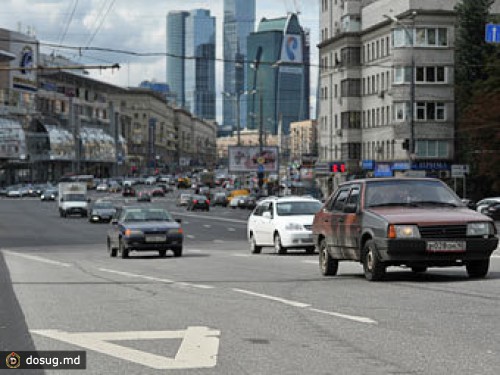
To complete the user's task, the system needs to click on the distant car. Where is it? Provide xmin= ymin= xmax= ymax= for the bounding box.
xmin=6 ymin=186 xmax=24 ymax=198
xmin=150 ymin=187 xmax=165 ymax=197
xmin=145 ymin=177 xmax=157 ymax=185
xmin=137 ymin=191 xmax=152 ymax=202
xmin=108 ymin=182 xmax=122 ymax=193
xmin=40 ymin=188 xmax=58 ymax=201
xmin=485 ymin=203 xmax=500 ymax=221
xmin=89 ymin=201 xmax=116 ymax=223
xmin=176 ymin=193 xmax=191 ymax=207
xmin=211 ymin=192 xmax=228 ymax=207
xmin=187 ymin=194 xmax=210 ymax=211
xmin=230 ymin=195 xmax=247 ymax=209
xmin=312 ymin=178 xmax=498 ymax=281
xmin=197 ymin=186 xmax=211 ymax=198
xmin=107 ymin=206 xmax=183 ymax=258
xmin=476 ymin=197 xmax=500 ymax=214
xmin=247 ymin=196 xmax=322 ymax=255
xmin=96 ymin=183 xmax=109 ymax=192
xmin=240 ymin=195 xmax=258 ymax=210
xmin=122 ymin=186 xmax=136 ymax=197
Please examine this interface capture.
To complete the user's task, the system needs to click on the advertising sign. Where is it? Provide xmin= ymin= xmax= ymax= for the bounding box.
xmin=280 ymin=34 xmax=303 ymax=64
xmin=9 ymin=35 xmax=38 ymax=92
xmin=228 ymin=146 xmax=279 ymax=173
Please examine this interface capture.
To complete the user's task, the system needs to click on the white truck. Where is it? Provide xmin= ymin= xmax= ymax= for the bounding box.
xmin=58 ymin=182 xmax=89 ymax=217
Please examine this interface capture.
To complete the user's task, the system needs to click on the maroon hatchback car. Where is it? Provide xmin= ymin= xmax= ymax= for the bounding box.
xmin=312 ymin=178 xmax=498 ymax=281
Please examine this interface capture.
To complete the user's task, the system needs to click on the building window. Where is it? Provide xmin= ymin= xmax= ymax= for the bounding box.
xmin=340 ymin=47 xmax=361 ymax=67
xmin=341 ymin=111 xmax=361 ymax=129
xmin=416 ymin=102 xmax=446 ymax=121
xmin=394 ymin=102 xmax=410 ymax=121
xmin=340 ymin=79 xmax=361 ymax=97
xmin=416 ymin=140 xmax=449 ymax=158
xmin=394 ymin=27 xmax=448 ymax=48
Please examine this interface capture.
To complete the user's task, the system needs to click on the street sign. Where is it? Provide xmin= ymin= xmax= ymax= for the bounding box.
xmin=485 ymin=24 xmax=500 ymax=43
xmin=451 ymin=164 xmax=469 ymax=178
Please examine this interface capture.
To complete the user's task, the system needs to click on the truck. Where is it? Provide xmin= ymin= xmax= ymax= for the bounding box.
xmin=199 ymin=171 xmax=215 ymax=188
xmin=58 ymin=182 xmax=89 ymax=217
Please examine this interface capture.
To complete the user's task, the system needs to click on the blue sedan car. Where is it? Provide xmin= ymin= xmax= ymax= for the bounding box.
xmin=107 ymin=206 xmax=183 ymax=258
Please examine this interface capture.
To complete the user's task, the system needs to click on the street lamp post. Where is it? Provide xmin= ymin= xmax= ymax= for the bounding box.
xmin=222 ymin=91 xmax=242 ymax=146
xmin=385 ymin=12 xmax=417 ymax=165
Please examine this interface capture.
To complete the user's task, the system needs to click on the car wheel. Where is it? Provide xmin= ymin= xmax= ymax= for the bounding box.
xmin=250 ymin=233 xmax=262 ymax=254
xmin=411 ymin=266 xmax=427 ymax=273
xmin=466 ymin=259 xmax=489 ymax=278
xmin=119 ymin=239 xmax=129 ymax=259
xmin=363 ymin=240 xmax=385 ymax=281
xmin=159 ymin=250 xmax=167 ymax=257
xmin=305 ymin=246 xmax=315 ymax=254
xmin=319 ymin=239 xmax=338 ymax=276
xmin=274 ymin=233 xmax=287 ymax=255
xmin=107 ymin=237 xmax=117 ymax=257
xmin=172 ymin=246 xmax=183 ymax=257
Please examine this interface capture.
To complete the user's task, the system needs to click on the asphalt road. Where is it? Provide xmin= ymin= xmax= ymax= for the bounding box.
xmin=1 ymin=190 xmax=500 ymax=374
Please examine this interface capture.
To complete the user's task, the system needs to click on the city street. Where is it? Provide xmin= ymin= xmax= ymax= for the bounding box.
xmin=1 ymin=192 xmax=500 ymax=374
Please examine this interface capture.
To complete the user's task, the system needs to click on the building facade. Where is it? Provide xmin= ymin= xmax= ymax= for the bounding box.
xmin=317 ymin=0 xmax=500 ymax=196
xmin=246 ymin=13 xmax=310 ymax=137
xmin=166 ymin=11 xmax=189 ymax=107
xmin=185 ymin=9 xmax=216 ymax=121
xmin=290 ymin=120 xmax=318 ymax=162
xmin=223 ymin=0 xmax=256 ymax=130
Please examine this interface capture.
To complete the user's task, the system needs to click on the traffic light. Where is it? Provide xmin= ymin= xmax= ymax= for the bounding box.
xmin=331 ymin=162 xmax=346 ymax=173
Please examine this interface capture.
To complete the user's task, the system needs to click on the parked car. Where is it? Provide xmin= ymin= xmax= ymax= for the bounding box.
xmin=187 ymin=194 xmax=210 ymax=211
xmin=176 ymin=193 xmax=191 ymax=207
xmin=247 ymin=196 xmax=322 ymax=255
xmin=137 ymin=190 xmax=152 ymax=202
xmin=484 ymin=203 xmax=500 ymax=221
xmin=475 ymin=197 xmax=500 ymax=214
xmin=107 ymin=206 xmax=183 ymax=258
xmin=40 ymin=188 xmax=58 ymax=201
xmin=312 ymin=178 xmax=498 ymax=281
xmin=122 ymin=186 xmax=136 ymax=197
xmin=89 ymin=200 xmax=116 ymax=223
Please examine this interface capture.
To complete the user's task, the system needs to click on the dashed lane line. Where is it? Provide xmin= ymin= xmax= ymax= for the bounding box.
xmin=1 ymin=250 xmax=72 ymax=267
xmin=232 ymin=288 xmax=311 ymax=308
xmin=98 ymin=268 xmax=214 ymax=290
xmin=309 ymin=308 xmax=378 ymax=325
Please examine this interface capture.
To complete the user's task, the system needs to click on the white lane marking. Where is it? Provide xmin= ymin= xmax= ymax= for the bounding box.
xmin=187 ymin=235 xmax=195 ymax=239
xmin=203 ymin=225 xmax=212 ymax=228
xmin=2 ymin=250 xmax=72 ymax=267
xmin=231 ymin=254 xmax=252 ymax=257
xmin=227 ymin=228 xmax=236 ymax=232
xmin=302 ymin=260 xmax=318 ymax=265
xmin=189 ymin=249 xmax=203 ymax=253
xmin=233 ymin=288 xmax=311 ymax=308
xmin=31 ymin=327 xmax=220 ymax=370
xmin=309 ymin=308 xmax=378 ymax=325
xmin=213 ymin=240 xmax=225 ymax=244
xmin=98 ymin=268 xmax=214 ymax=290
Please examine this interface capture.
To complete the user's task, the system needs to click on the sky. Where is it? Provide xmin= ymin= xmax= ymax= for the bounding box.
xmin=0 ymin=0 xmax=319 ymax=123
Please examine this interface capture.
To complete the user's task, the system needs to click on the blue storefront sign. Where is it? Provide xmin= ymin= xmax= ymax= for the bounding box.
xmin=362 ymin=160 xmax=375 ymax=170
xmin=374 ymin=163 xmax=393 ymax=177
xmin=391 ymin=161 xmax=411 ymax=171
xmin=412 ymin=161 xmax=450 ymax=171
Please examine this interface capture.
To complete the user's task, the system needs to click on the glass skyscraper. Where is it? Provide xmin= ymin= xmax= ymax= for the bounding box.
xmin=166 ymin=9 xmax=216 ymax=121
xmin=246 ymin=13 xmax=310 ymax=136
xmin=166 ymin=11 xmax=188 ymax=107
xmin=223 ymin=0 xmax=256 ymax=130
xmin=185 ymin=9 xmax=216 ymax=121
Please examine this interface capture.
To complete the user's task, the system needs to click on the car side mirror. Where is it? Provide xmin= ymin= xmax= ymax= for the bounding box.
xmin=111 ymin=219 xmax=118 ymax=225
xmin=175 ymin=219 xmax=182 ymax=224
xmin=263 ymin=211 xmax=272 ymax=219
xmin=344 ymin=204 xmax=357 ymax=214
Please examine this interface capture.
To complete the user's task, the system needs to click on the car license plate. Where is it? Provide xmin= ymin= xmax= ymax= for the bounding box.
xmin=426 ymin=241 xmax=466 ymax=252
xmin=145 ymin=235 xmax=166 ymax=243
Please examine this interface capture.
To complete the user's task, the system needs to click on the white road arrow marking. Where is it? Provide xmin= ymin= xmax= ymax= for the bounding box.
xmin=31 ymin=327 xmax=220 ymax=370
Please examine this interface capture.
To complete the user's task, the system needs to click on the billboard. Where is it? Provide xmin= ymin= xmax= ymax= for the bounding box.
xmin=280 ymin=34 xmax=303 ymax=64
xmin=9 ymin=33 xmax=38 ymax=93
xmin=228 ymin=146 xmax=279 ymax=173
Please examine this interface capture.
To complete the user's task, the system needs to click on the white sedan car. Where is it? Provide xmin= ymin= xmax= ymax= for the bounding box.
xmin=247 ymin=196 xmax=323 ymax=255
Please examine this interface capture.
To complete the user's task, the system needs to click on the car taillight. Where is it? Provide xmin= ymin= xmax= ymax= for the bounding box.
xmin=193 ymin=200 xmax=198 ymax=204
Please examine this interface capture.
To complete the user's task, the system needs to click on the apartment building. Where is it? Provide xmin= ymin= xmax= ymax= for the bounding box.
xmin=317 ymin=0 xmax=499 ymax=195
